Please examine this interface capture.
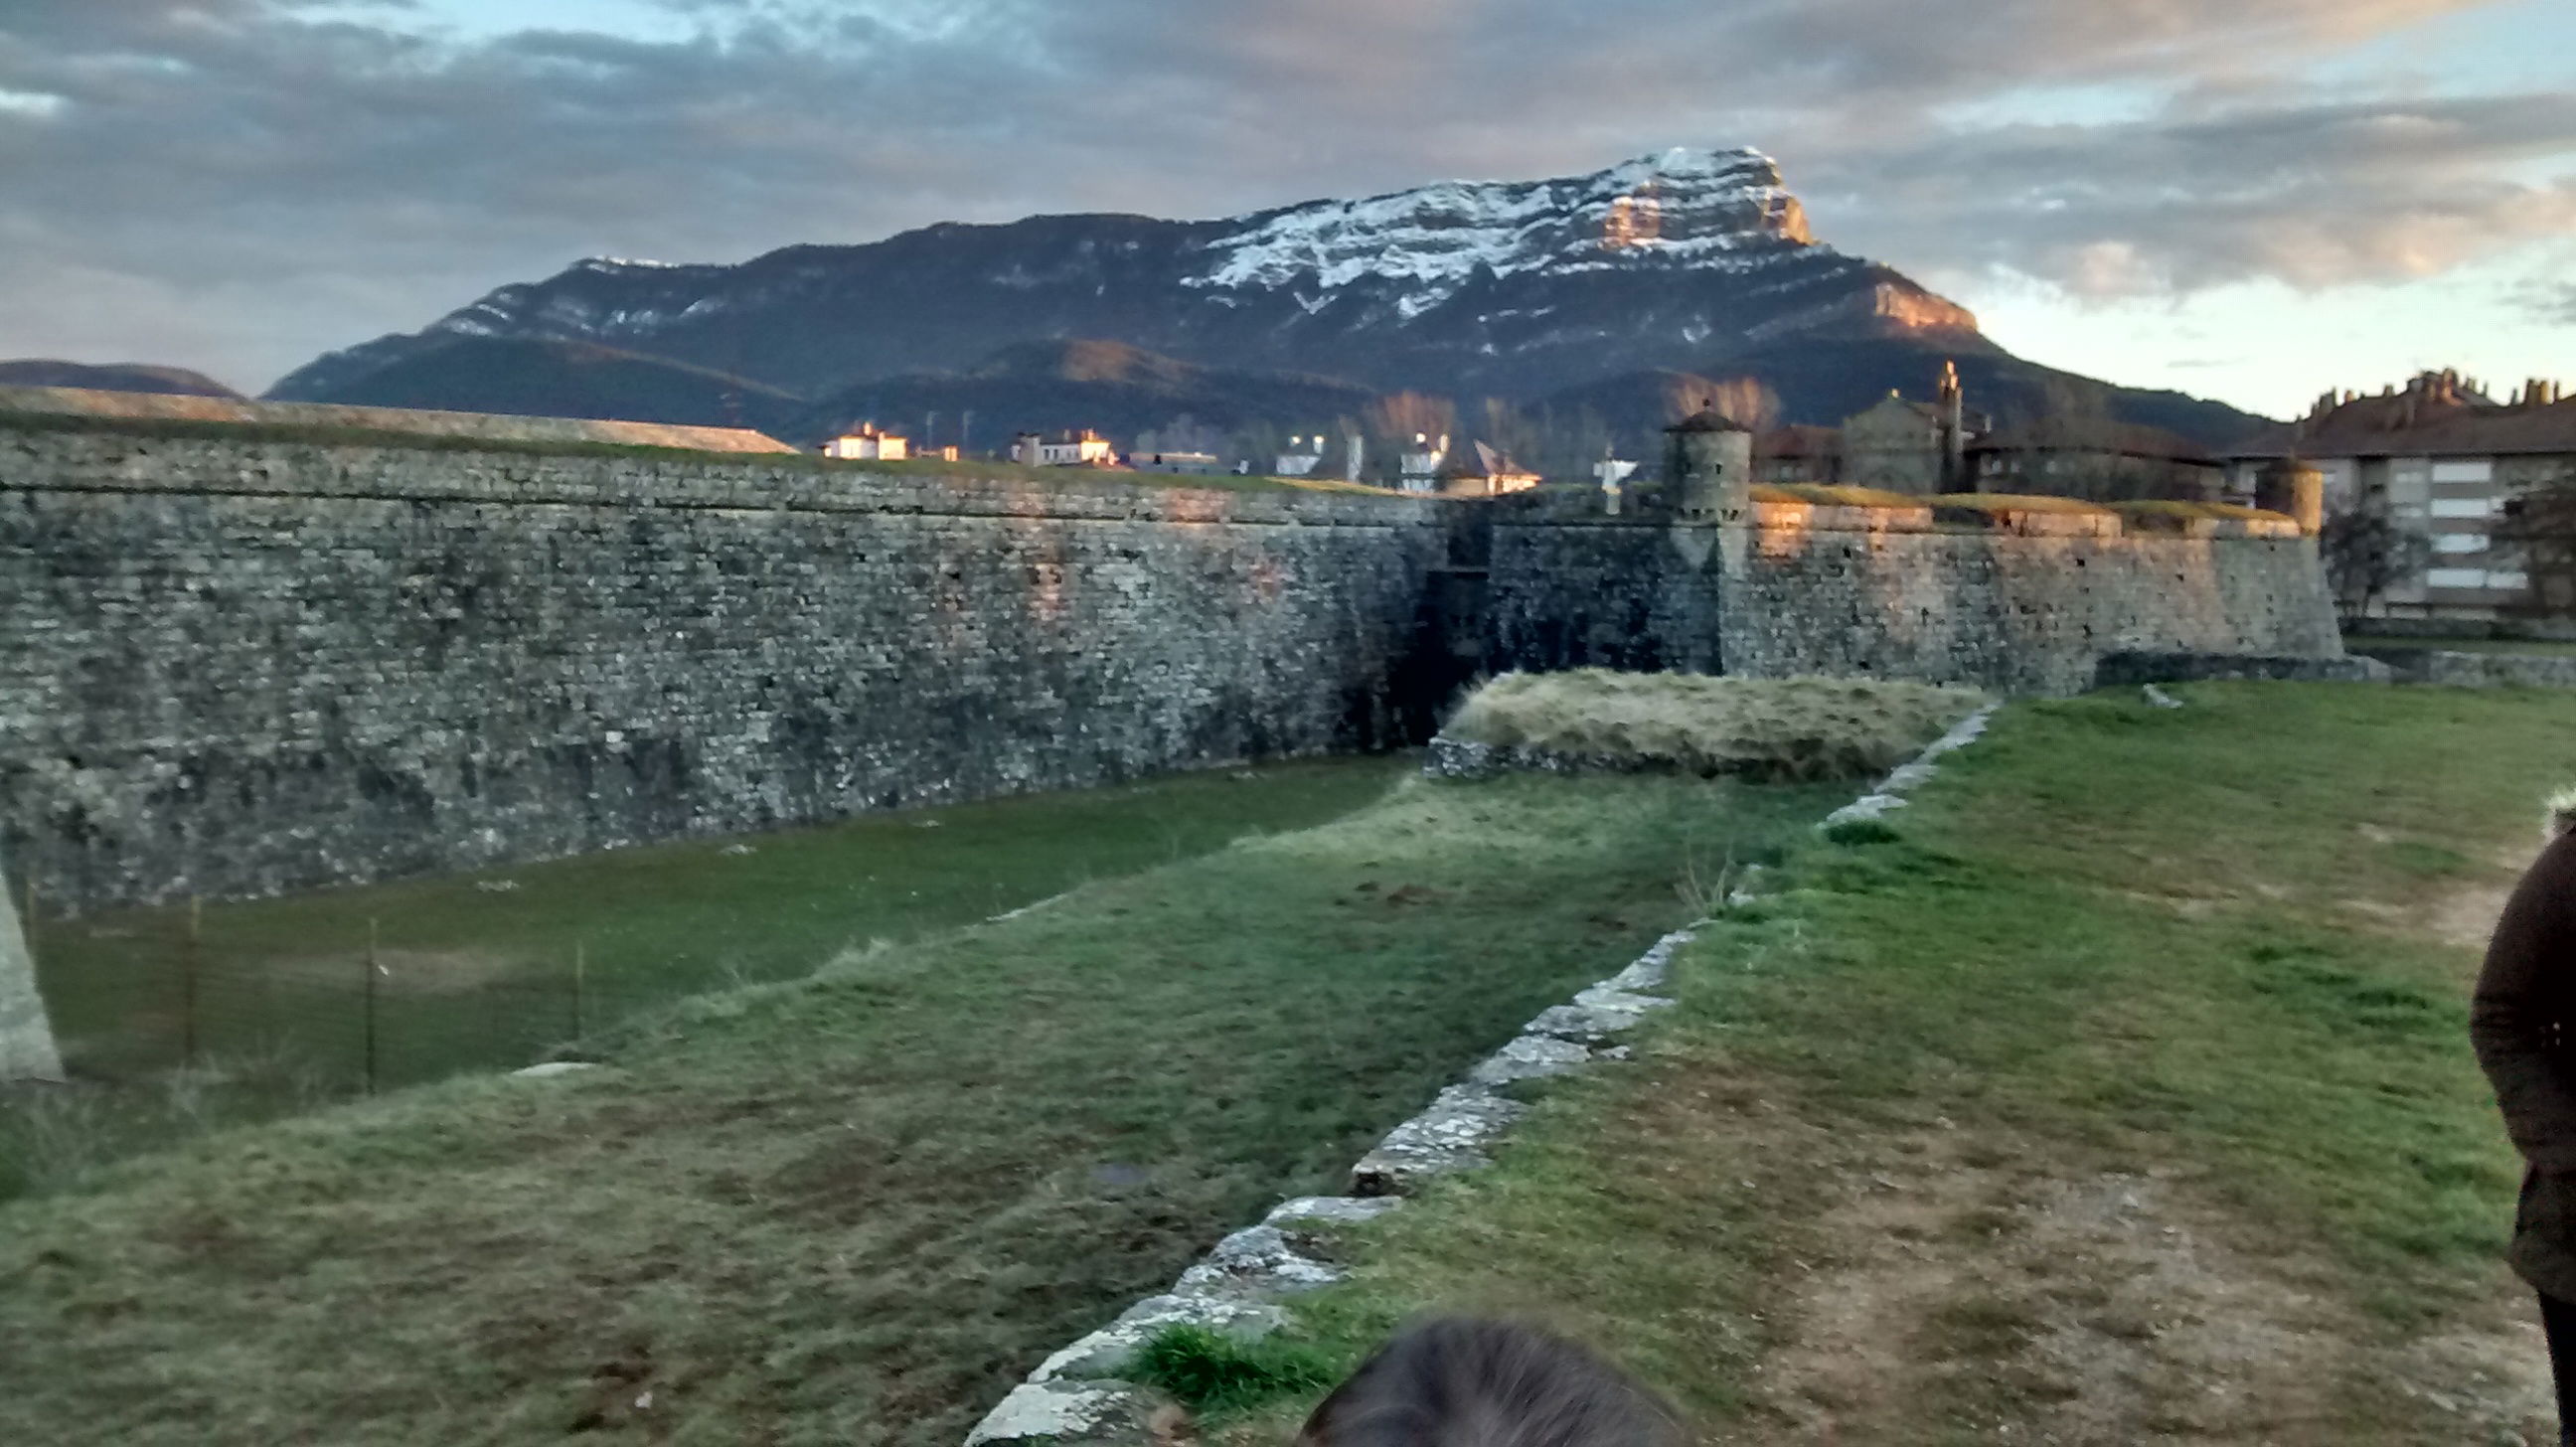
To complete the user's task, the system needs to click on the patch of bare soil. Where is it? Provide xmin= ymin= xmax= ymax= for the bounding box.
xmin=1739 ymin=1128 xmax=2552 ymax=1446
xmin=2337 ymin=884 xmax=2510 ymax=956
xmin=2433 ymin=886 xmax=2511 ymax=954
xmin=255 ymin=947 xmax=536 ymax=996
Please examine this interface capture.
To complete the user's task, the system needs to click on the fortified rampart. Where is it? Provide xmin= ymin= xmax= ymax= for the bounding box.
xmin=2 ymin=422 xmax=2342 ymax=913
xmin=0 ymin=424 xmax=1449 ymax=909
xmin=1486 ymin=493 xmax=2343 ymax=696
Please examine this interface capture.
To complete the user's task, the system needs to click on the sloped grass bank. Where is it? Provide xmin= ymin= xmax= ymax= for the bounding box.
xmin=1220 ymin=685 xmax=2563 ymax=1446
xmin=0 ymin=770 xmax=1848 ymax=1447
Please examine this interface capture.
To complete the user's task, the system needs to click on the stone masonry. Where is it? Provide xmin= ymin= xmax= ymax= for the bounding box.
xmin=0 ymin=426 xmax=1449 ymax=908
xmin=3 ymin=421 xmax=2343 ymax=910
xmin=1487 ymin=493 xmax=2344 ymax=696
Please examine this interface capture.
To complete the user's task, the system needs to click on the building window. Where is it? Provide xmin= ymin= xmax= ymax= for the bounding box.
xmin=2489 ymin=569 xmax=2531 ymax=591
xmin=2431 ymin=459 xmax=2496 ymax=484
xmin=2429 ymin=496 xmax=2495 ymax=518
xmin=2426 ymin=566 xmax=2490 ymax=589
xmin=2433 ymin=533 xmax=2488 ymax=554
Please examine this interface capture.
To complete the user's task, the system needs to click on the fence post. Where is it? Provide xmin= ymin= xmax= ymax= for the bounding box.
xmin=182 ymin=894 xmax=202 ymax=1068
xmin=363 ymin=917 xmax=380 ymax=1095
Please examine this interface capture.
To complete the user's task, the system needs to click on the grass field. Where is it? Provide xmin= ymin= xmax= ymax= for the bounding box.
xmin=0 ymin=767 xmax=1849 ymax=1446
xmin=5 ymin=757 xmax=1404 ymax=1197
xmin=1192 ymin=684 xmax=2566 ymax=1447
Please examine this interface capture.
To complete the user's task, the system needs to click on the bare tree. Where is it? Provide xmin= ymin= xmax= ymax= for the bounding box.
xmin=2318 ymin=504 xmax=2431 ymax=616
xmin=1367 ymin=392 xmax=1456 ymax=446
xmin=2495 ymin=466 xmax=2576 ymax=617
xmin=1661 ymin=374 xmax=1779 ymax=431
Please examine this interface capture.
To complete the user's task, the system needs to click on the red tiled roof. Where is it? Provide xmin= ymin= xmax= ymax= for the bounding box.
xmin=1968 ymin=415 xmax=2215 ymax=465
xmin=2226 ymin=397 xmax=2576 ymax=459
xmin=1754 ymin=424 xmax=1841 ymax=459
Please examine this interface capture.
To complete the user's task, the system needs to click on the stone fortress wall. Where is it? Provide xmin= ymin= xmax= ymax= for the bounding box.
xmin=2 ymin=417 xmax=2342 ymax=915
xmin=1485 ymin=492 xmax=2344 ymax=696
xmin=1 ymin=424 xmax=1450 ymax=910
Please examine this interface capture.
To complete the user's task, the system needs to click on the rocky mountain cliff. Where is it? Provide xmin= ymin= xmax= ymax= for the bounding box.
xmin=267 ymin=147 xmax=2261 ymax=450
xmin=272 ymin=149 xmax=1977 ymax=401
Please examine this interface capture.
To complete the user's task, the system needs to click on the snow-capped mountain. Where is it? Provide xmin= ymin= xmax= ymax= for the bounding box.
xmin=1191 ymin=148 xmax=1815 ymax=303
xmin=269 ymin=147 xmax=1979 ymax=405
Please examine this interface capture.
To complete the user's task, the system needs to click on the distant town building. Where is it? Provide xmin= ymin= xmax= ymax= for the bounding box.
xmin=1010 ymin=428 xmax=1116 ymax=467
xmin=1752 ymin=424 xmax=1843 ymax=484
xmin=1131 ymin=450 xmax=1222 ymax=475
xmin=2225 ymin=370 xmax=2576 ymax=620
xmin=1839 ymin=362 xmax=1968 ymax=494
xmin=1438 ymin=441 xmax=1542 ymax=497
xmin=1398 ymin=432 xmax=1450 ymax=494
xmin=1275 ymin=433 xmax=1328 ymax=478
xmin=822 ymin=424 xmax=908 ymax=461
xmin=1967 ymin=416 xmax=2220 ymax=503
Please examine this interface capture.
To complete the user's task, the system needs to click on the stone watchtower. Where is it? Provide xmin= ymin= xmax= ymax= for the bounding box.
xmin=2254 ymin=456 xmax=2326 ymax=536
xmin=1665 ymin=406 xmax=1753 ymax=525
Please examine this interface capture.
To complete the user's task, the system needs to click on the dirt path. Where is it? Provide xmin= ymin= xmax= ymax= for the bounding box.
xmin=1732 ymin=1124 xmax=2551 ymax=1446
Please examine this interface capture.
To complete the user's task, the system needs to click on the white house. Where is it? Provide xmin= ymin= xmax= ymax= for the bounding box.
xmin=822 ymin=425 xmax=908 ymax=461
xmin=1398 ymin=432 xmax=1449 ymax=495
xmin=1275 ymin=433 xmax=1327 ymax=478
xmin=1010 ymin=429 xmax=1116 ymax=467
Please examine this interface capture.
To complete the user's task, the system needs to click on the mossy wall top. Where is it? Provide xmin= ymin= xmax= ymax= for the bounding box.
xmin=0 ymin=425 xmax=1450 ymax=907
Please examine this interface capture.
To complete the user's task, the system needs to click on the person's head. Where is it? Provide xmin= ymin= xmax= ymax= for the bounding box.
xmin=1296 ymin=1318 xmax=1689 ymax=1447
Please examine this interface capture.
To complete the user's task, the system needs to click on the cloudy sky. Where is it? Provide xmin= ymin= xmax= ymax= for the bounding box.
xmin=1 ymin=0 xmax=2569 ymax=416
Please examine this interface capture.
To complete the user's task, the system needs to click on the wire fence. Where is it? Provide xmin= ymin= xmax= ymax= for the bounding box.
xmin=21 ymin=881 xmax=686 ymax=1097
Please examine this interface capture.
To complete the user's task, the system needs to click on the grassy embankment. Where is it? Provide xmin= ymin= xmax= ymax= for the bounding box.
xmin=1181 ymin=684 xmax=2566 ymax=1447
xmin=0 ymin=410 xmax=1406 ymax=497
xmin=1444 ymin=671 xmax=1984 ymax=778
xmin=5 ymin=758 xmax=1404 ymax=1195
xmin=0 ymin=764 xmax=1852 ymax=1446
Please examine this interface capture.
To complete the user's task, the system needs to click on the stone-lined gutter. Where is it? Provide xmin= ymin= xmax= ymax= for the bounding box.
xmin=962 ymin=708 xmax=2002 ymax=1447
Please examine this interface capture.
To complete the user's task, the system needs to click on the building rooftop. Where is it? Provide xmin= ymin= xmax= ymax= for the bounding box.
xmin=2225 ymin=372 xmax=2576 ymax=460
xmin=1667 ymin=406 xmax=1751 ymax=434
xmin=1969 ymin=415 xmax=2215 ymax=465
xmin=1753 ymin=423 xmax=1841 ymax=459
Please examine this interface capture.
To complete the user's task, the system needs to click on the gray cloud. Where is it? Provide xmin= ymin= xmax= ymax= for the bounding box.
xmin=0 ymin=0 xmax=2565 ymax=390
xmin=1809 ymin=91 xmax=2576 ymax=295
xmin=2516 ymin=276 xmax=2576 ymax=325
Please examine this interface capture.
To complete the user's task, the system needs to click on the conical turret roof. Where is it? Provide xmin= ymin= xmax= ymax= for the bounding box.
xmin=1667 ymin=406 xmax=1751 ymax=434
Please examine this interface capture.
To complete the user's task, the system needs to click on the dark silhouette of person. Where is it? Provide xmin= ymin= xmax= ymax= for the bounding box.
xmin=2473 ymin=792 xmax=2576 ymax=1445
xmin=1295 ymin=1318 xmax=1689 ymax=1447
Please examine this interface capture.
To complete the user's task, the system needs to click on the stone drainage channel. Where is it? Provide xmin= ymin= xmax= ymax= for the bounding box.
xmin=965 ymin=706 xmax=2001 ymax=1447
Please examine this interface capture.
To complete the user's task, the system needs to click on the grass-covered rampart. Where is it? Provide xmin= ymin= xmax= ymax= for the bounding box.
xmin=0 ymin=410 xmax=1407 ymax=497
xmin=1206 ymin=685 xmax=2562 ymax=1446
xmin=1443 ymin=671 xmax=1985 ymax=780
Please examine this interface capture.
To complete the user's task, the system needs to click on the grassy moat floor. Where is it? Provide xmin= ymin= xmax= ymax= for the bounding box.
xmin=5 ymin=756 xmax=1406 ymax=1196
xmin=1198 ymin=684 xmax=2568 ymax=1447
xmin=0 ymin=761 xmax=1848 ymax=1446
